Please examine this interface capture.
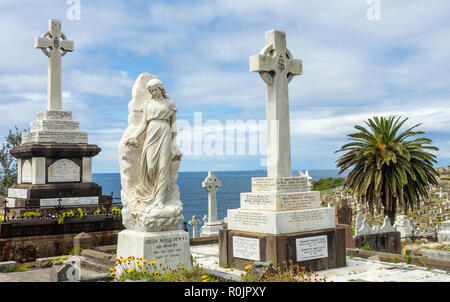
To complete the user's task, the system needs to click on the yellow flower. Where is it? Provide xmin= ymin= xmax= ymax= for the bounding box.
xmin=109 ymin=268 xmax=116 ymax=272
xmin=110 ymin=272 xmax=115 ymax=276
xmin=143 ymin=270 xmax=147 ymax=273
xmin=202 ymin=279 xmax=208 ymax=282
xmin=137 ymin=264 xmax=143 ymax=269
xmin=142 ymin=260 xmax=148 ymax=264
xmin=245 ymin=265 xmax=252 ymax=270
xmin=127 ymin=268 xmax=134 ymax=273
xmin=149 ymin=260 xmax=156 ymax=265
xmin=201 ymin=275 xmax=208 ymax=279
xmin=154 ymin=270 xmax=160 ymax=275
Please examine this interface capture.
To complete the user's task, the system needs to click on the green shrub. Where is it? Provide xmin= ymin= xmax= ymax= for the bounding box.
xmin=22 ymin=211 xmax=40 ymax=218
xmin=312 ymin=177 xmax=345 ymax=191
xmin=49 ymin=256 xmax=69 ymax=265
xmin=69 ymin=248 xmax=83 ymax=255
xmin=406 ymin=255 xmax=412 ymax=264
xmin=111 ymin=257 xmax=219 ymax=282
xmin=361 ymin=244 xmax=374 ymax=251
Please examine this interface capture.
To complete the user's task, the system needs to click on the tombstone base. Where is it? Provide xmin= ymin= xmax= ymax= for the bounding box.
xmin=219 ymin=226 xmax=346 ymax=272
xmin=116 ymin=229 xmax=191 ymax=271
xmin=200 ymin=222 xmax=223 ymax=237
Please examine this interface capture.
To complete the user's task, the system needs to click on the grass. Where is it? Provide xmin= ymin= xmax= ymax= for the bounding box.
xmin=3 ymin=266 xmax=29 ymax=273
xmin=361 ymin=244 xmax=374 ymax=251
xmin=49 ymin=256 xmax=68 ymax=265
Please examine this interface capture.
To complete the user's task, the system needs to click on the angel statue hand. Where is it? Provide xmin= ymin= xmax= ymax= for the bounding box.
xmin=125 ymin=137 xmax=139 ymax=148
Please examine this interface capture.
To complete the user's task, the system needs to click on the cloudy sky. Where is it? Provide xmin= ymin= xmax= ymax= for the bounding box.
xmin=0 ymin=0 xmax=449 ymax=173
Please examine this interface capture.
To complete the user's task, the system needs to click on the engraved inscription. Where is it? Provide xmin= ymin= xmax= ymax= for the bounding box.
xmin=233 ymin=236 xmax=260 ymax=261
xmin=48 ymin=159 xmax=80 ymax=182
xmin=40 ymin=196 xmax=98 ymax=207
xmin=278 ymin=192 xmax=320 ymax=210
xmin=7 ymin=188 xmax=28 ymax=199
xmin=22 ymin=160 xmax=32 ymax=183
xmin=144 ymin=235 xmax=188 ymax=263
xmin=287 ymin=209 xmax=325 ymax=225
xmin=232 ymin=211 xmax=269 ymax=227
xmin=252 ymin=177 xmax=309 ymax=192
xmin=296 ymin=235 xmax=328 ymax=261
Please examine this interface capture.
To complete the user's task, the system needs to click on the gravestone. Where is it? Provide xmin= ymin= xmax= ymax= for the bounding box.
xmin=437 ymin=220 xmax=450 ymax=242
xmin=6 ymin=19 xmax=104 ymax=213
xmin=220 ymin=30 xmax=346 ymax=272
xmin=394 ymin=215 xmax=415 ymax=238
xmin=189 ymin=215 xmax=201 ymax=238
xmin=200 ymin=172 xmax=223 ymax=237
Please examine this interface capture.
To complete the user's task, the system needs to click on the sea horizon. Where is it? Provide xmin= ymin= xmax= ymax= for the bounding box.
xmin=92 ymin=169 xmax=348 ymax=236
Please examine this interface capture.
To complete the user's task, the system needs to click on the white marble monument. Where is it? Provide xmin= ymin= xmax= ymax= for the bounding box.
xmin=7 ymin=19 xmax=102 ymax=210
xmin=200 ymin=172 xmax=224 ymax=237
xmin=227 ymin=30 xmax=335 ymax=235
xmin=116 ymin=74 xmax=190 ymax=270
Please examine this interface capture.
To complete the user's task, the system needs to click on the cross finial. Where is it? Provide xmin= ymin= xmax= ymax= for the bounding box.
xmin=35 ymin=19 xmax=75 ymax=111
xmin=202 ymin=171 xmax=222 ymax=192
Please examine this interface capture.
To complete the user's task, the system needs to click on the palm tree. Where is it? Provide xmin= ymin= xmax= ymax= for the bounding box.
xmin=335 ymin=116 xmax=439 ymax=225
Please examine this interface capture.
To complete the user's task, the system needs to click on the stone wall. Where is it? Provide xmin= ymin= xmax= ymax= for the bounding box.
xmin=0 ymin=230 xmax=121 ymax=262
xmin=354 ymin=231 xmax=401 ymax=254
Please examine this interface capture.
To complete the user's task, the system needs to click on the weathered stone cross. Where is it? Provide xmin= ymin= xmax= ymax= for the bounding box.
xmin=35 ymin=19 xmax=74 ymax=111
xmin=202 ymin=171 xmax=222 ymax=224
xmin=250 ymin=30 xmax=302 ymax=177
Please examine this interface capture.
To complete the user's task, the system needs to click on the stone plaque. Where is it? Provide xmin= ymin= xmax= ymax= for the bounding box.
xmin=7 ymin=188 xmax=28 ymax=199
xmin=116 ymin=230 xmax=192 ymax=271
xmin=40 ymin=196 xmax=98 ymax=207
xmin=241 ymin=191 xmax=321 ymax=211
xmin=252 ymin=177 xmax=309 ymax=193
xmin=232 ymin=236 xmax=260 ymax=261
xmin=48 ymin=159 xmax=80 ymax=182
xmin=22 ymin=160 xmax=32 ymax=183
xmin=296 ymin=235 xmax=328 ymax=262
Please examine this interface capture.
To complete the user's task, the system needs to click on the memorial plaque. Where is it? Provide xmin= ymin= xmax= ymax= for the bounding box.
xmin=7 ymin=188 xmax=28 ymax=199
xmin=296 ymin=235 xmax=328 ymax=261
xmin=144 ymin=233 xmax=190 ymax=263
xmin=241 ymin=191 xmax=321 ymax=211
xmin=48 ymin=159 xmax=80 ymax=182
xmin=22 ymin=160 xmax=32 ymax=183
xmin=252 ymin=177 xmax=309 ymax=193
xmin=40 ymin=196 xmax=98 ymax=207
xmin=233 ymin=236 xmax=260 ymax=261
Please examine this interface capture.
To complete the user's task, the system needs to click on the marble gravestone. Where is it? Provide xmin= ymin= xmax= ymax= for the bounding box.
xmin=6 ymin=19 xmax=103 ymax=212
xmin=200 ymin=172 xmax=224 ymax=237
xmin=219 ymin=30 xmax=346 ymax=271
xmin=116 ymin=74 xmax=190 ymax=272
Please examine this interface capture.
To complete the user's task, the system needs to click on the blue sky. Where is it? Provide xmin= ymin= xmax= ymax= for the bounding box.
xmin=0 ymin=0 xmax=449 ymax=173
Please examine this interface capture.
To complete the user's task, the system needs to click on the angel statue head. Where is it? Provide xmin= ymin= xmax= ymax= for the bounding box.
xmin=146 ymin=78 xmax=169 ymax=99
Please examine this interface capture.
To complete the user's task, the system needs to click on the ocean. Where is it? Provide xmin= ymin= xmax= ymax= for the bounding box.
xmin=93 ymin=170 xmax=346 ymax=235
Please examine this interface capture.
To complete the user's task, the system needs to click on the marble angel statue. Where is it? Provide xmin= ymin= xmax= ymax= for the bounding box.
xmin=118 ymin=73 xmax=183 ymax=232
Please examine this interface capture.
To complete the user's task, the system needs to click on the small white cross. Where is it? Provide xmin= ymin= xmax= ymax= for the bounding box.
xmin=202 ymin=172 xmax=222 ymax=224
xmin=188 ymin=215 xmax=201 ymax=238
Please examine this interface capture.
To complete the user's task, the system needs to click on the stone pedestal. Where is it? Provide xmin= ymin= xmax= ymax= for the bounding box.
xmin=221 ymin=174 xmax=346 ymax=271
xmin=200 ymin=221 xmax=223 ymax=237
xmin=6 ymin=110 xmax=103 ymax=211
xmin=219 ymin=227 xmax=346 ymax=271
xmin=116 ymin=229 xmax=191 ymax=270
